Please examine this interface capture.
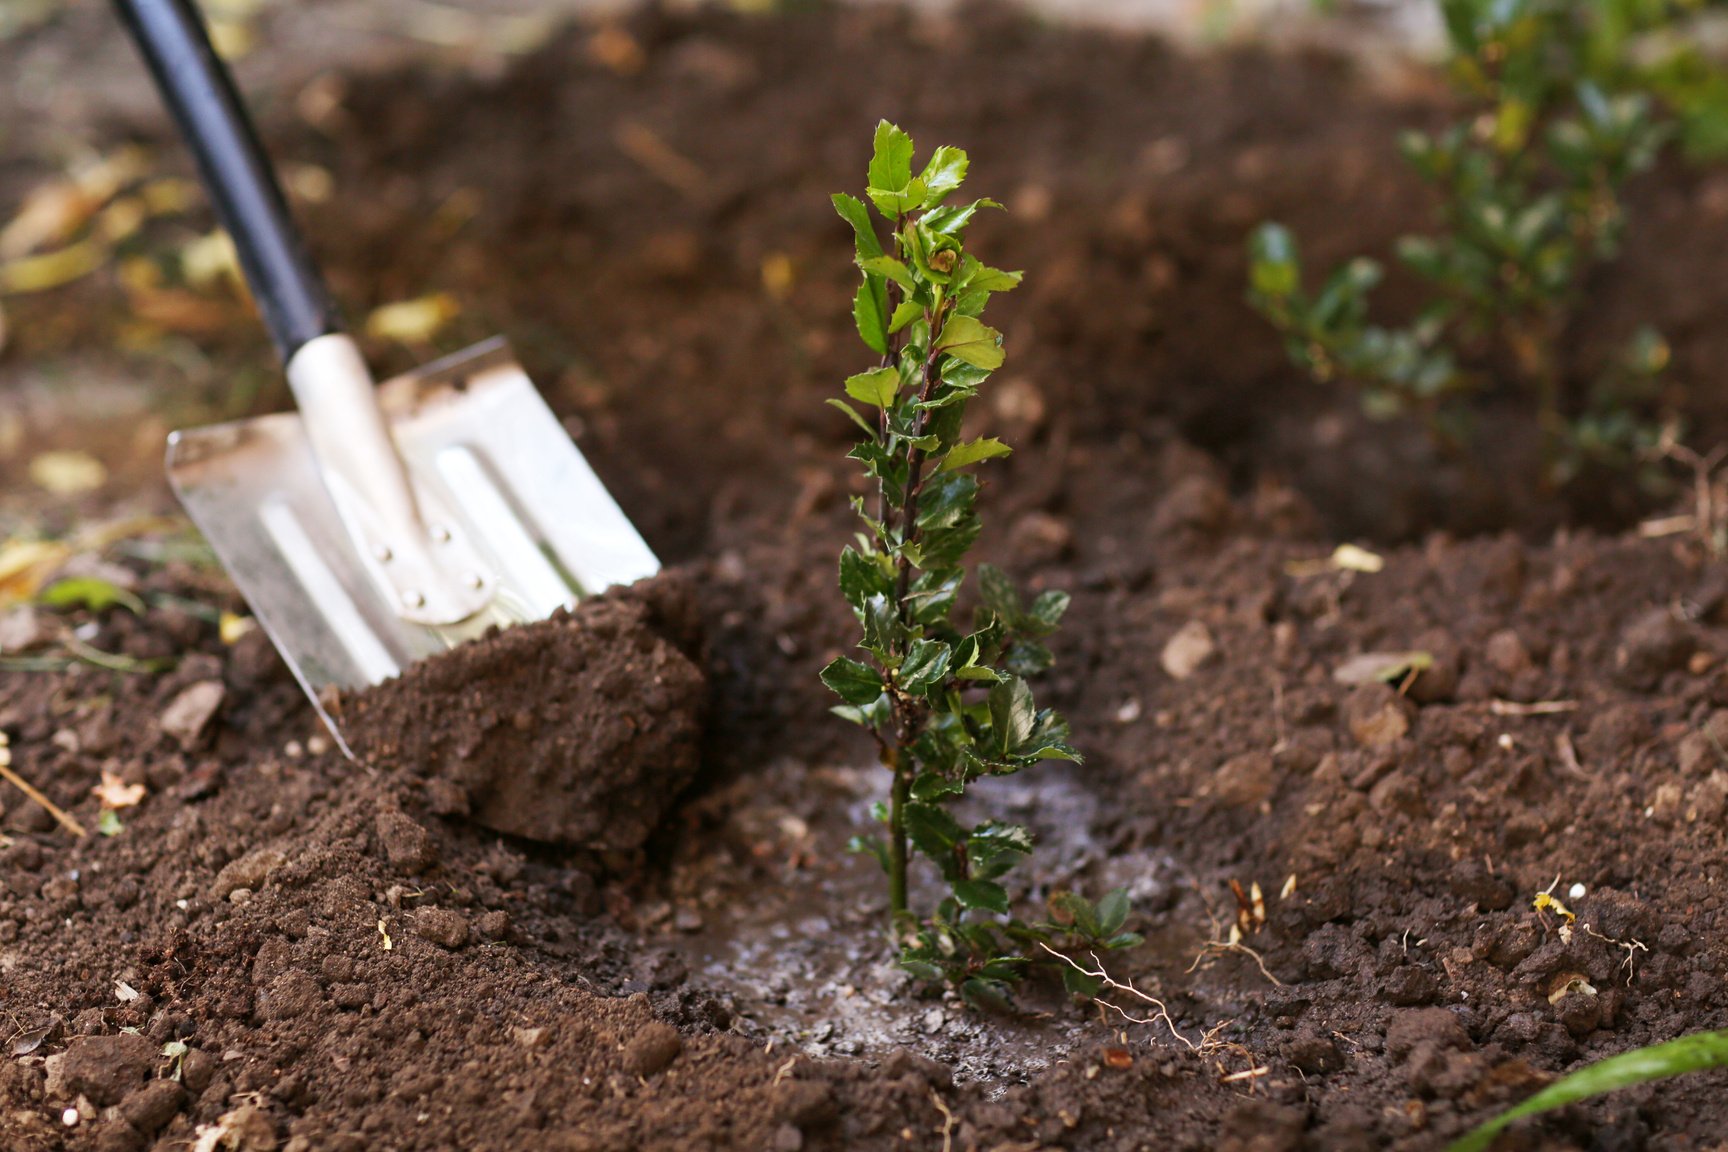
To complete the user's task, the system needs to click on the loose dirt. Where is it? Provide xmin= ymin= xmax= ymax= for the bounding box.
xmin=4 ymin=3 xmax=1728 ymax=1150
xmin=336 ymin=570 xmax=707 ymax=852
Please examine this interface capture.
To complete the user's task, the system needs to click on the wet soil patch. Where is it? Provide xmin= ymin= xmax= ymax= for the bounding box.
xmin=5 ymin=3 xmax=1728 ymax=1150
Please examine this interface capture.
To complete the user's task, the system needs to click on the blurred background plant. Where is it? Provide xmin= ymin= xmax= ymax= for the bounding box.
xmin=1250 ymin=0 xmax=1728 ymax=489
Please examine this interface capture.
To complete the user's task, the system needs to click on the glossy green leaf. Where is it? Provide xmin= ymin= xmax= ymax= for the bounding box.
xmin=897 ymin=639 xmax=952 ymax=694
xmin=845 ymin=366 xmax=901 ymax=409
xmin=1096 ymin=888 xmax=1131 ymax=937
xmin=987 ymin=677 xmax=1037 ymax=756
xmin=919 ymin=145 xmax=969 ymax=206
xmin=952 ymin=878 xmax=1009 ymax=915
xmin=868 ymin=120 xmax=915 ymax=195
xmin=888 ymin=299 xmax=923 ymax=334
xmin=820 ymin=656 xmax=884 ymax=706
xmin=938 ymin=437 xmax=1012 ymax=472
xmin=853 ymin=276 xmax=889 ymax=355
xmin=825 ymin=397 xmax=877 ymax=436
xmin=934 ymin=314 xmax=1005 ymax=371
xmin=859 ymin=255 xmax=918 ymax=289
xmin=832 ymin=192 xmax=884 ymax=260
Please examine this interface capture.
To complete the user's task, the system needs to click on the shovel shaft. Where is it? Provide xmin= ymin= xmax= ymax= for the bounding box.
xmin=114 ymin=0 xmax=340 ymax=363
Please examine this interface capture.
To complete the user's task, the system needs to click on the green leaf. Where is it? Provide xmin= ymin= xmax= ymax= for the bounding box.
xmin=1060 ymin=963 xmax=1103 ymax=1000
xmin=1446 ymin=1030 xmax=1728 ymax=1152
xmin=1103 ymin=932 xmax=1144 ymax=950
xmin=925 ymin=198 xmax=1002 ymax=236
xmin=904 ymin=801 xmax=965 ymax=862
xmin=987 ymin=677 xmax=1037 ymax=756
xmin=848 ymin=834 xmax=891 ymax=873
xmin=868 ymin=120 xmax=915 ymax=196
xmin=935 ymin=315 xmax=1005 ymax=371
xmin=962 ymin=263 xmax=1022 ymax=293
xmin=839 ymin=546 xmax=891 ymax=609
xmin=960 ymin=977 xmax=1015 ymax=1014
xmin=825 ymin=397 xmax=877 ymax=437
xmin=831 ymin=192 xmax=884 ymax=260
xmin=1026 ymin=589 xmax=1070 ymax=630
xmin=858 ymin=255 xmax=918 ymax=289
xmin=916 ymin=472 xmax=978 ymax=533
xmin=918 ymin=145 xmax=969 ymax=206
xmin=39 ymin=576 xmax=144 ymax=615
xmin=867 ymin=179 xmax=929 ymax=221
xmin=96 ymin=809 xmax=123 ymax=837
xmin=897 ymin=639 xmax=952 ymax=695
xmin=1049 ymin=891 xmax=1101 ymax=938
xmin=820 ymin=656 xmax=885 ymax=706
xmin=977 ymin=564 xmax=1021 ymax=623
xmin=853 ymin=276 xmax=889 ymax=355
xmin=911 ymin=772 xmax=963 ymax=802
xmin=1096 ymin=888 xmax=1131 ymax=937
xmin=1248 ymin=223 xmax=1301 ymax=300
xmin=888 ymin=299 xmax=923 ymax=334
xmin=938 ymin=437 xmax=1012 ymax=472
xmin=845 ymin=367 xmax=901 ymax=409
xmin=952 ymin=879 xmax=1010 ymax=915
xmin=899 ymin=958 xmax=946 ymax=983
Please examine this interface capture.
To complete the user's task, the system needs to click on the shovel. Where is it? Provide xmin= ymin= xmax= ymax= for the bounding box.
xmin=116 ymin=0 xmax=660 ymax=755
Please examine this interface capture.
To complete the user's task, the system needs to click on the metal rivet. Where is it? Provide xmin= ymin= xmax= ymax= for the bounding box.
xmin=431 ymin=524 xmax=452 ymax=543
xmin=401 ymin=589 xmax=426 ymax=609
xmin=374 ymin=545 xmax=393 ymax=563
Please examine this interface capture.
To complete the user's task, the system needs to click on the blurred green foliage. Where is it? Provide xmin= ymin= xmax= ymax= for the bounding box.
xmin=1253 ymin=0 xmax=1728 ymax=484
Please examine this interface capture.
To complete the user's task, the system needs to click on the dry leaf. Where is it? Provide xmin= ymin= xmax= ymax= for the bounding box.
xmin=0 ymin=539 xmax=71 ymax=604
xmin=219 ymin=612 xmax=256 ymax=645
xmin=29 ymin=450 xmax=107 ymax=495
xmin=92 ymin=770 xmax=146 ymax=810
xmin=365 ymin=293 xmax=459 ymax=345
xmin=1332 ymin=650 xmax=1434 ymax=686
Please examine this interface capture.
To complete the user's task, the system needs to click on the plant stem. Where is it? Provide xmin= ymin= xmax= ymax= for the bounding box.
xmin=887 ymin=749 xmax=910 ymax=918
xmin=881 ymin=297 xmax=949 ymax=926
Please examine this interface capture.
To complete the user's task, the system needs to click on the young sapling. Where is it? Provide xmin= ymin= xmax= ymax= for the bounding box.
xmin=822 ymin=122 xmax=1136 ymax=1008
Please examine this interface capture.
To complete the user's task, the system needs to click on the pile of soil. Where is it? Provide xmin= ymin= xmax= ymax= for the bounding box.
xmin=335 ymin=571 xmax=707 ymax=852
xmin=5 ymin=3 xmax=1728 ymax=1150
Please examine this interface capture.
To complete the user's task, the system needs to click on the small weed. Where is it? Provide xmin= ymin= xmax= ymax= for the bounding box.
xmin=1247 ymin=0 xmax=1728 ymax=486
xmin=823 ymin=122 xmax=1137 ymax=1007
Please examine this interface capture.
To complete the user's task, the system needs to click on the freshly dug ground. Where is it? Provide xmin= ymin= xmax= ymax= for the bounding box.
xmin=4 ymin=4 xmax=1728 ymax=1150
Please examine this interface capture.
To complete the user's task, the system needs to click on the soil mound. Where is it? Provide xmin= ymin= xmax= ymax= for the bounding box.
xmin=336 ymin=570 xmax=706 ymax=851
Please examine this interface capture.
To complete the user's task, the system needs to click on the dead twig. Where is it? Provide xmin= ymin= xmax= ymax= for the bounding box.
xmin=0 ymin=733 xmax=85 ymax=838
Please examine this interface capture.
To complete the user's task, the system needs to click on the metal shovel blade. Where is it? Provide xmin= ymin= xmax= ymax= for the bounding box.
xmin=166 ymin=337 xmax=659 ymax=754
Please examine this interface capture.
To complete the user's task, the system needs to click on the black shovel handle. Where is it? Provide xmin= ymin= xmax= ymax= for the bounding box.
xmin=113 ymin=0 xmax=342 ymax=364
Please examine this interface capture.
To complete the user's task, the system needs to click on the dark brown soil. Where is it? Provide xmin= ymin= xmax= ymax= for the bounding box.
xmin=336 ymin=570 xmax=707 ymax=852
xmin=6 ymin=3 xmax=1728 ymax=1151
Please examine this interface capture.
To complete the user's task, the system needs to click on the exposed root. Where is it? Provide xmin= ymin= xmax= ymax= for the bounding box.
xmin=1037 ymin=943 xmax=1225 ymax=1053
xmin=1187 ymin=939 xmax=1284 ymax=987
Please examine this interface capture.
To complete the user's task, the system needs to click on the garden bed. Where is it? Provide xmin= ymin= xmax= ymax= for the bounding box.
xmin=3 ymin=4 xmax=1728 ymax=1149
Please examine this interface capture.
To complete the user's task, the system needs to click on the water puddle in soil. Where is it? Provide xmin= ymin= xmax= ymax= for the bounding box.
xmin=653 ymin=758 xmax=1196 ymax=1085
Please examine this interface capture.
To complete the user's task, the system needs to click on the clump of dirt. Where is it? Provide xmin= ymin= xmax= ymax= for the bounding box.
xmin=336 ymin=570 xmax=707 ymax=851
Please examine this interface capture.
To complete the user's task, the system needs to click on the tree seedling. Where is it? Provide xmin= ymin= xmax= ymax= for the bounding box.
xmin=822 ymin=122 xmax=1137 ymax=1008
xmin=1247 ymin=0 xmax=1712 ymax=485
